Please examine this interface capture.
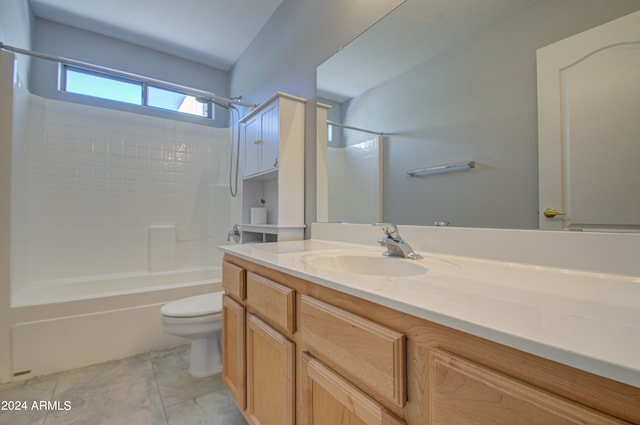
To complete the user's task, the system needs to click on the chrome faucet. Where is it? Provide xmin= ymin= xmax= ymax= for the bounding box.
xmin=226 ymin=224 xmax=241 ymax=243
xmin=374 ymin=223 xmax=423 ymax=260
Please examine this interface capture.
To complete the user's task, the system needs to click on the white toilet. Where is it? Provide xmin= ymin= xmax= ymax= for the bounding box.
xmin=160 ymin=291 xmax=224 ymax=377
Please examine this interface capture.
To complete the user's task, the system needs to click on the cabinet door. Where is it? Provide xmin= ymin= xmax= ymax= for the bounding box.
xmin=246 ymin=313 xmax=294 ymax=425
xmin=243 ymin=115 xmax=261 ymax=177
xmin=429 ymin=350 xmax=628 ymax=425
xmin=301 ymin=352 xmax=405 ymax=425
xmin=259 ymin=101 xmax=280 ymax=173
xmin=222 ymin=295 xmax=246 ymax=410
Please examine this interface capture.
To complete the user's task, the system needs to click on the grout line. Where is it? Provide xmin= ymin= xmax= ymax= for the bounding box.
xmin=41 ymin=374 xmax=60 ymax=425
xmin=148 ymin=351 xmax=170 ymax=425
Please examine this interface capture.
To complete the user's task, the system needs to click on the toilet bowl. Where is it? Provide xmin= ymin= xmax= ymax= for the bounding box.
xmin=160 ymin=291 xmax=223 ymax=377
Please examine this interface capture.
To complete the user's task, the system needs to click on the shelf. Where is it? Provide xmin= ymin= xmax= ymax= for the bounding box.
xmin=241 ymin=223 xmax=306 ymax=235
xmin=241 ymin=223 xmax=306 ymax=243
xmin=243 ymin=168 xmax=278 ymax=182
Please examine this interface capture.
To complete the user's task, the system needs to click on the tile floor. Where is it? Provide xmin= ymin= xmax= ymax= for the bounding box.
xmin=0 ymin=344 xmax=247 ymax=425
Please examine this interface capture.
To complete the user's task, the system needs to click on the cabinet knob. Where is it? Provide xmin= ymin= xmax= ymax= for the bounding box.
xmin=253 ymin=139 xmax=263 ymax=145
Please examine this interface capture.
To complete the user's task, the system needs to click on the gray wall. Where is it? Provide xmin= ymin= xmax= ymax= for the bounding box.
xmin=0 ymin=0 xmax=31 ymax=46
xmin=338 ymin=0 xmax=640 ymax=229
xmin=0 ymin=0 xmax=32 ymax=84
xmin=230 ymin=0 xmax=403 ymax=232
xmin=29 ymin=18 xmax=231 ymax=127
xmin=230 ymin=0 xmax=404 ymax=105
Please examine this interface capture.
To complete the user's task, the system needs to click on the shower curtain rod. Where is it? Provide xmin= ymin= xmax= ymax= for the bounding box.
xmin=0 ymin=42 xmax=256 ymax=109
xmin=327 ymin=120 xmax=383 ymax=136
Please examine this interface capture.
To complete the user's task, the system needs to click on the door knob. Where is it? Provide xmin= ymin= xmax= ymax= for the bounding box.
xmin=543 ymin=207 xmax=567 ymax=218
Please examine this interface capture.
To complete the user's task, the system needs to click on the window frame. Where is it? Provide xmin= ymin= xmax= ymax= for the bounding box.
xmin=61 ymin=64 xmax=214 ymax=120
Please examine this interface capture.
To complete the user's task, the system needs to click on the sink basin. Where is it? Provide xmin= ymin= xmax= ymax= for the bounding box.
xmin=302 ymin=252 xmax=430 ymax=277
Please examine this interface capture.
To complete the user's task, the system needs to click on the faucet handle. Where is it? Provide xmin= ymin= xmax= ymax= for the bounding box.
xmin=374 ymin=222 xmax=400 ymax=240
xmin=227 ymin=224 xmax=241 ymax=243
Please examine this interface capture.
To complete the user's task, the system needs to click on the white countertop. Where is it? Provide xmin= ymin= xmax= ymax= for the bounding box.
xmin=220 ymin=239 xmax=640 ymax=388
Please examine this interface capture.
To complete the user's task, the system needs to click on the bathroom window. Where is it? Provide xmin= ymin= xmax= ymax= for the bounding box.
xmin=146 ymin=86 xmax=210 ymax=117
xmin=62 ymin=65 xmax=212 ymax=119
xmin=64 ymin=66 xmax=142 ymax=105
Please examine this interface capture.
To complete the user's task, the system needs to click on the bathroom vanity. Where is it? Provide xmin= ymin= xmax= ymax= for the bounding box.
xmin=219 ymin=233 xmax=639 ymax=425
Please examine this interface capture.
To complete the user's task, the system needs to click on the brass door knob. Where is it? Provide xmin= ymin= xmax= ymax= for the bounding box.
xmin=543 ymin=207 xmax=567 ymax=218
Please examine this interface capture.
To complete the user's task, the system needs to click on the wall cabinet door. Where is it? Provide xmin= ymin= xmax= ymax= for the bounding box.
xmin=222 ymin=295 xmax=246 ymax=410
xmin=259 ymin=101 xmax=280 ymax=172
xmin=428 ymin=350 xmax=628 ymax=425
xmin=246 ymin=313 xmax=295 ymax=425
xmin=301 ymin=352 xmax=405 ymax=425
xmin=242 ymin=101 xmax=280 ymax=178
xmin=242 ymin=115 xmax=261 ymax=178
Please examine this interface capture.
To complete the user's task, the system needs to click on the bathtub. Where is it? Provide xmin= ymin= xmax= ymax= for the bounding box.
xmin=9 ymin=266 xmax=221 ymax=380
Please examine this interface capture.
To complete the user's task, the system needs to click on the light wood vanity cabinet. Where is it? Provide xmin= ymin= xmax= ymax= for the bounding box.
xmin=247 ymin=272 xmax=295 ymax=335
xmin=298 ymin=295 xmax=407 ymax=425
xmin=300 ymin=295 xmax=406 ymax=410
xmin=222 ymin=261 xmax=245 ymax=300
xmin=221 ymin=255 xmax=639 ymax=425
xmin=428 ymin=350 xmax=629 ymax=425
xmin=246 ymin=313 xmax=295 ymax=425
xmin=301 ymin=352 xmax=405 ymax=425
xmin=222 ymin=261 xmax=296 ymax=425
xmin=221 ymin=261 xmax=246 ymax=410
xmin=245 ymin=272 xmax=296 ymax=425
xmin=222 ymin=295 xmax=245 ymax=410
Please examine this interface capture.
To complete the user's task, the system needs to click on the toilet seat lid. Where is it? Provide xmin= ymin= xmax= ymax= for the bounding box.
xmin=161 ymin=292 xmax=223 ymax=318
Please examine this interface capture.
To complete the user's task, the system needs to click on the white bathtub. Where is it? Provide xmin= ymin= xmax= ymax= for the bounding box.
xmin=9 ymin=267 xmax=221 ymax=380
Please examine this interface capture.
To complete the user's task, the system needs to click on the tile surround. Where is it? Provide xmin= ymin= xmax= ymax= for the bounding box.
xmin=11 ymin=95 xmax=232 ymax=293
xmin=328 ymin=137 xmax=381 ymax=223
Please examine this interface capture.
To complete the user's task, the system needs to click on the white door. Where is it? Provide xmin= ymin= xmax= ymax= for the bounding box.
xmin=537 ymin=10 xmax=640 ymax=231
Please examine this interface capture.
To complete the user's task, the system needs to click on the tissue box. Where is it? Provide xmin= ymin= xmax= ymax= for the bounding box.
xmin=250 ymin=207 xmax=267 ymax=224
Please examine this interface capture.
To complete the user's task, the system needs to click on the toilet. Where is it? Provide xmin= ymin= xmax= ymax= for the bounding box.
xmin=160 ymin=291 xmax=224 ymax=377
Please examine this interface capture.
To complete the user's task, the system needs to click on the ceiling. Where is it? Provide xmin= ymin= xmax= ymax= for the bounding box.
xmin=317 ymin=0 xmax=542 ymax=102
xmin=28 ymin=0 xmax=284 ymax=71
xmin=27 ymin=0 xmax=542 ymax=95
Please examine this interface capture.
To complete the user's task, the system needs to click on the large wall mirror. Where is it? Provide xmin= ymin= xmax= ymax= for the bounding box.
xmin=316 ymin=0 xmax=640 ymax=230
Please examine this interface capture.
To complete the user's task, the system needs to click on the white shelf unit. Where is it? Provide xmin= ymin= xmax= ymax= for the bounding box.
xmin=240 ymin=92 xmax=306 ymax=243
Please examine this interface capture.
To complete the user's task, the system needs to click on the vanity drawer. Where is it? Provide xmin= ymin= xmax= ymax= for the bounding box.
xmin=300 ymin=295 xmax=406 ymax=408
xmin=246 ymin=272 xmax=295 ymax=334
xmin=222 ymin=261 xmax=246 ymax=301
xmin=428 ymin=350 xmax=627 ymax=425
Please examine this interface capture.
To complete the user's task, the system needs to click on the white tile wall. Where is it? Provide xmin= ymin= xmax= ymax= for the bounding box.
xmin=328 ymin=137 xmax=381 ymax=223
xmin=12 ymin=95 xmax=231 ymax=290
xmin=9 ymin=68 xmax=31 ymax=298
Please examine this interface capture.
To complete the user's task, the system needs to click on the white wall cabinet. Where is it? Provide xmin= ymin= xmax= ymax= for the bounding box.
xmin=240 ymin=93 xmax=306 ymax=242
xmin=242 ymin=100 xmax=280 ymax=178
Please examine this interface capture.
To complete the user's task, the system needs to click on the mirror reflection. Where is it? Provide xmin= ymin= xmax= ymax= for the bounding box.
xmin=316 ymin=0 xmax=640 ymax=229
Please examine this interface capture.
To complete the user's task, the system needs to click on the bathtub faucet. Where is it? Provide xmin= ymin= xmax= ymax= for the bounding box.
xmin=374 ymin=223 xmax=423 ymax=260
xmin=227 ymin=224 xmax=241 ymax=243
